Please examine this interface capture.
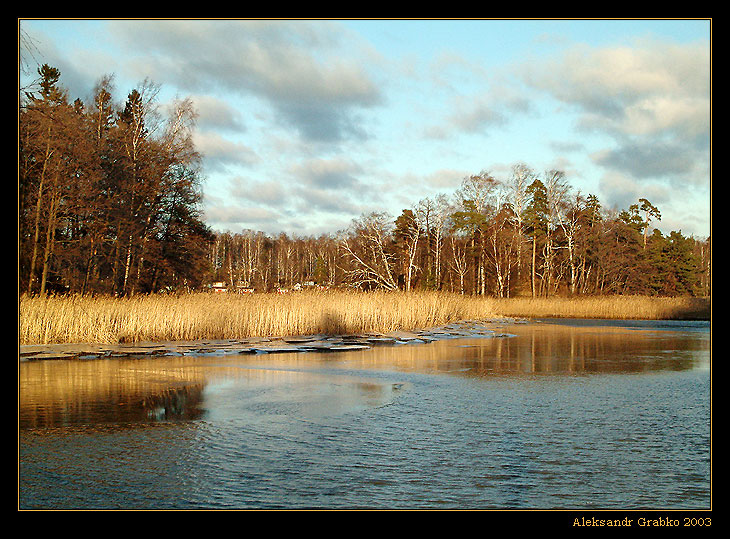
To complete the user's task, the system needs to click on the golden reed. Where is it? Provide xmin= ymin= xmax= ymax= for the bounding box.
xmin=19 ymin=291 xmax=710 ymax=345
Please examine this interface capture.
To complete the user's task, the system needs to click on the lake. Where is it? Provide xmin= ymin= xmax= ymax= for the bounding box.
xmin=18 ymin=318 xmax=711 ymax=510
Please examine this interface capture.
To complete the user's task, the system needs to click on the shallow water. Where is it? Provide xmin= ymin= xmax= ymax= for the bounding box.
xmin=19 ymin=319 xmax=711 ymax=510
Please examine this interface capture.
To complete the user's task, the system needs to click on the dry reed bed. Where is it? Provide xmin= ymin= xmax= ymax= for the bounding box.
xmin=19 ymin=291 xmax=710 ymax=345
xmin=484 ymin=295 xmax=710 ymax=321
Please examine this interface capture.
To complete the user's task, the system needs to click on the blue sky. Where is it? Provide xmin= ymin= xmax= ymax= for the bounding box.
xmin=19 ymin=19 xmax=712 ymax=239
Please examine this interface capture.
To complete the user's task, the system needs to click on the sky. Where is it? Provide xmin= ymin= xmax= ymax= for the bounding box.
xmin=19 ymin=18 xmax=712 ymax=239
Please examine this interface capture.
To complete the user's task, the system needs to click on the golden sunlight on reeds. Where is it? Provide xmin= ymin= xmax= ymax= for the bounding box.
xmin=482 ymin=295 xmax=710 ymax=322
xmin=19 ymin=291 xmax=484 ymax=345
xmin=19 ymin=291 xmax=710 ymax=345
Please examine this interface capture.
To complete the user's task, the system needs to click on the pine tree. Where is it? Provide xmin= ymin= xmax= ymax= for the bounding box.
xmin=524 ymin=179 xmax=548 ymax=297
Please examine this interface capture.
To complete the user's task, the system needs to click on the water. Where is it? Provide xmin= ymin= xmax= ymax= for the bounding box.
xmin=19 ymin=319 xmax=711 ymax=510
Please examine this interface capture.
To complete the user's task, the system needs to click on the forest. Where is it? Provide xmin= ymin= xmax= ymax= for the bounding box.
xmin=19 ymin=65 xmax=712 ymax=299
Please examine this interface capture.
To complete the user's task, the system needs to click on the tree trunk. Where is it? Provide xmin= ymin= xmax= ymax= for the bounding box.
xmin=531 ymin=235 xmax=537 ymax=298
xmin=28 ymin=141 xmax=53 ymax=294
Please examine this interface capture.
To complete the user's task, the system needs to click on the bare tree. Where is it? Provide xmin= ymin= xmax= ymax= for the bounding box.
xmin=340 ymin=212 xmax=399 ymax=290
xmin=558 ymin=191 xmax=586 ymax=294
xmin=448 ymin=231 xmax=469 ymax=295
xmin=416 ymin=194 xmax=450 ymax=290
xmin=507 ymin=163 xmax=536 ymax=292
xmin=542 ymin=169 xmax=570 ymax=296
xmin=453 ymin=171 xmax=500 ymax=295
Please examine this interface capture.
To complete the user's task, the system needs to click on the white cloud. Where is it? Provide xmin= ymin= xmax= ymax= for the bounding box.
xmin=228 ymin=177 xmax=290 ymax=207
xmin=192 ymin=132 xmax=258 ymax=171
xmin=109 ymin=20 xmax=383 ymax=144
xmin=520 ymin=37 xmax=710 ymax=227
xmin=21 ymin=20 xmax=710 ymax=238
xmin=290 ymin=158 xmax=363 ymax=190
xmin=521 ymin=39 xmax=710 ymax=141
xmin=202 ymin=201 xmax=281 ymax=229
xmin=190 ymin=94 xmax=246 ymax=133
xmin=598 ymin=171 xmax=670 ymax=212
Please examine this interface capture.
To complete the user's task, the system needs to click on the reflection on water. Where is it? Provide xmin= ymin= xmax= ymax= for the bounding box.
xmin=335 ymin=321 xmax=709 ymax=377
xmin=19 ymin=356 xmax=408 ymax=429
xmin=20 ymin=357 xmax=210 ymax=429
xmin=19 ymin=320 xmax=711 ymax=510
xmin=20 ymin=321 xmax=708 ymax=428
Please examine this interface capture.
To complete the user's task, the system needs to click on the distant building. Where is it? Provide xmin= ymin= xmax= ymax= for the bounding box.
xmin=210 ymin=282 xmax=228 ymax=293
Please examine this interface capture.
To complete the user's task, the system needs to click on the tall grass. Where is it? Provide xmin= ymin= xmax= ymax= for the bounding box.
xmin=19 ymin=291 xmax=487 ymax=345
xmin=483 ymin=295 xmax=711 ymax=322
xmin=18 ymin=291 xmax=710 ymax=345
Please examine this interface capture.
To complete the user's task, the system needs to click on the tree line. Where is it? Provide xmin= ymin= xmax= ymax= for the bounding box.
xmin=19 ymin=64 xmax=711 ymax=298
xmin=20 ymin=65 xmax=213 ymax=295
xmin=211 ymin=167 xmax=710 ymax=298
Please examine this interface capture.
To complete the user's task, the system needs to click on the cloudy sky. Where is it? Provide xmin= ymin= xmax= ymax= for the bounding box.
xmin=19 ymin=19 xmax=712 ymax=238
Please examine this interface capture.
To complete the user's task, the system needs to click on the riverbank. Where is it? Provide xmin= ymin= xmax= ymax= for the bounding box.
xmin=483 ymin=295 xmax=710 ymax=321
xmin=19 ymin=291 xmax=710 ymax=346
xmin=19 ymin=319 xmax=519 ymax=361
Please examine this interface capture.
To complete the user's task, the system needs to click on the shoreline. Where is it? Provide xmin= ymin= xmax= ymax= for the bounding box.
xmin=19 ymin=315 xmax=711 ymax=362
xmin=19 ymin=318 xmax=521 ymax=362
xmin=19 ymin=292 xmax=711 ymax=349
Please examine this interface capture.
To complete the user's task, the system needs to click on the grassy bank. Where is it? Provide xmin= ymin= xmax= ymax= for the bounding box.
xmin=19 ymin=291 xmax=710 ymax=345
xmin=483 ymin=295 xmax=710 ymax=322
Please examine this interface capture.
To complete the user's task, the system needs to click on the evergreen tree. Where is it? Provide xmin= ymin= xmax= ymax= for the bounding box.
xmin=648 ymin=230 xmax=701 ymax=296
xmin=524 ymin=179 xmax=548 ymax=297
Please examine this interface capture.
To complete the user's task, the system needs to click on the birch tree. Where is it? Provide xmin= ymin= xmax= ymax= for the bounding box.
xmin=507 ymin=163 xmax=535 ymax=293
xmin=543 ymin=169 xmax=570 ymax=296
xmin=341 ymin=212 xmax=399 ymax=290
xmin=416 ymin=194 xmax=450 ymax=290
xmin=453 ymin=172 xmax=499 ymax=295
